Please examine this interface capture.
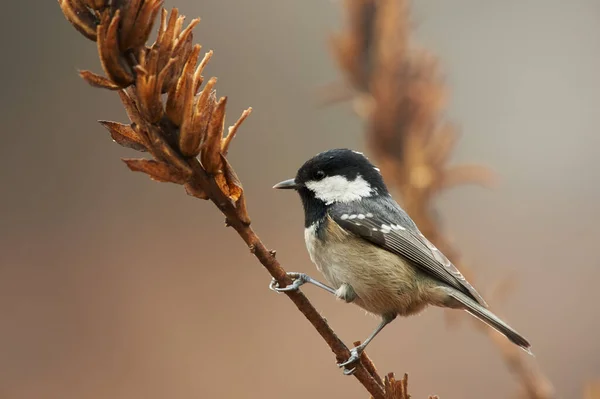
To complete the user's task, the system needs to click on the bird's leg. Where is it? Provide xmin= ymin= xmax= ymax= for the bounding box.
xmin=338 ymin=313 xmax=397 ymax=375
xmin=269 ymin=272 xmax=336 ymax=295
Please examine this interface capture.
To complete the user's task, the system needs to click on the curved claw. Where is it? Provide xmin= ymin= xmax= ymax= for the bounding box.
xmin=269 ymin=272 xmax=308 ymax=293
xmin=337 ymin=347 xmax=362 ymax=375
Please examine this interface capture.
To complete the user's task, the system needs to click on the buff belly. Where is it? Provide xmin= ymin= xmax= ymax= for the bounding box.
xmin=305 ymin=217 xmax=448 ymax=317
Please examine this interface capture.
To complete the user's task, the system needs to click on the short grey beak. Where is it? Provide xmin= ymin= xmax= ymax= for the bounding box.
xmin=273 ymin=178 xmax=298 ymax=190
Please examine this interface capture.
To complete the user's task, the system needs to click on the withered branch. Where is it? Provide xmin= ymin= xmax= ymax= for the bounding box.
xmin=57 ymin=1 xmax=401 ymax=398
xmin=330 ymin=0 xmax=554 ymax=398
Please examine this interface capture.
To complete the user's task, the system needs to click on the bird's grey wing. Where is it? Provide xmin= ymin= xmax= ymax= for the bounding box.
xmin=330 ymin=200 xmax=488 ymax=307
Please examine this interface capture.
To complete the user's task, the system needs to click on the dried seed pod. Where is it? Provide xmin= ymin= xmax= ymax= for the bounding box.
xmin=123 ymin=159 xmax=190 ymax=184
xmin=99 ymin=120 xmax=147 ymax=151
xmin=166 ymin=45 xmax=201 ymax=126
xmin=135 ymin=49 xmax=176 ymax=123
xmin=200 ymin=96 xmax=227 ymax=174
xmin=97 ymin=10 xmax=134 ymax=88
xmin=58 ymin=0 xmax=99 ymax=41
xmin=179 ymin=76 xmax=216 ymax=158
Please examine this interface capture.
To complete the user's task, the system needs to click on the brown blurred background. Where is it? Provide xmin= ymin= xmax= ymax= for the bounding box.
xmin=1 ymin=0 xmax=599 ymax=398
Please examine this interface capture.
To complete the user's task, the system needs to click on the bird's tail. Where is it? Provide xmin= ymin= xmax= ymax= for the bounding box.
xmin=444 ymin=288 xmax=533 ymax=355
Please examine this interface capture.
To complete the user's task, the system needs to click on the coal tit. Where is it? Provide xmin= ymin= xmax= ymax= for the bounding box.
xmin=271 ymin=148 xmax=531 ymax=374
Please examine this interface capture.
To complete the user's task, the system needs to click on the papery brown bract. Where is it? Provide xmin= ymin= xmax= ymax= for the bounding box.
xmin=79 ymin=70 xmax=121 ymax=90
xmin=99 ymin=121 xmax=148 ymax=152
xmin=123 ymin=158 xmax=189 ymax=184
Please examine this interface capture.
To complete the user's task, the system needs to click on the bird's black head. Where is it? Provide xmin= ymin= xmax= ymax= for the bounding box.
xmin=273 ymin=149 xmax=388 ymax=226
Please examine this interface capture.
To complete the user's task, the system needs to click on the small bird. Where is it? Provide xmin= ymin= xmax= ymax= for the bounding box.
xmin=271 ymin=148 xmax=531 ymax=374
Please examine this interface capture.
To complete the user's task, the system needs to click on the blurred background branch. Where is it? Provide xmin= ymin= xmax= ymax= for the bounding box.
xmin=329 ymin=0 xmax=555 ymax=398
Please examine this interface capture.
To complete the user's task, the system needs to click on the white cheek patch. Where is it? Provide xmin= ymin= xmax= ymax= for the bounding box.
xmin=305 ymin=174 xmax=373 ymax=204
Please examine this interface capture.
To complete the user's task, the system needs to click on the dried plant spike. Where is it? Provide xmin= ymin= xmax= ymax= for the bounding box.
xmin=58 ymin=0 xmax=99 ymax=41
xmin=97 ymin=10 xmax=134 ymax=87
xmin=60 ymin=2 xmax=396 ymax=398
xmin=99 ymin=120 xmax=148 ymax=151
xmin=123 ymin=158 xmax=190 ymax=184
xmin=201 ymin=96 xmax=227 ymax=174
xmin=79 ymin=70 xmax=121 ymax=90
xmin=222 ymin=107 xmax=252 ymax=156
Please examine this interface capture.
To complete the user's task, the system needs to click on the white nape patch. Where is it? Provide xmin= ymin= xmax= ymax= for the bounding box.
xmin=305 ymin=174 xmax=373 ymax=205
xmin=352 ymin=150 xmax=364 ymax=155
xmin=373 ymin=167 xmax=380 ymax=172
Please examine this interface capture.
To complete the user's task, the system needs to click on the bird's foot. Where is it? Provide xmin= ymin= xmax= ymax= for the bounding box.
xmin=269 ymin=272 xmax=309 ymax=292
xmin=337 ymin=347 xmax=362 ymax=375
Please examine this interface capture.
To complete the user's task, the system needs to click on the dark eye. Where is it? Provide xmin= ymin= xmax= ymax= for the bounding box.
xmin=314 ymin=170 xmax=326 ymax=180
